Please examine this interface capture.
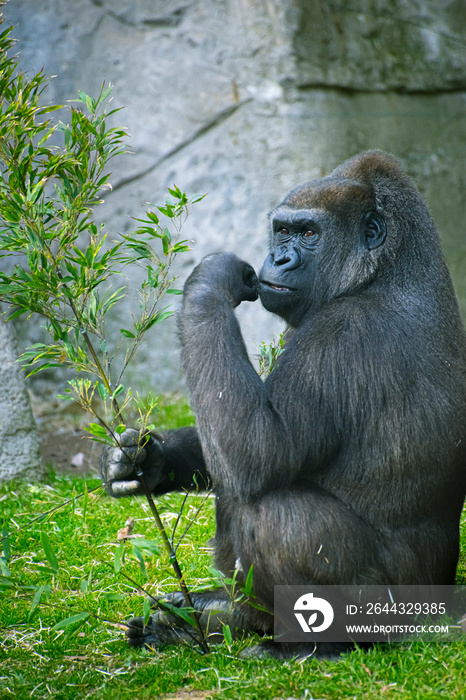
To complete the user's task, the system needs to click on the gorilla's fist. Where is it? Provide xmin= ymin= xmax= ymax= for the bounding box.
xmin=101 ymin=429 xmax=165 ymax=497
xmin=183 ymin=252 xmax=259 ymax=308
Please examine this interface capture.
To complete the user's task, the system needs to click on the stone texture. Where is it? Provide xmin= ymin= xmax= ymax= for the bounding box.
xmin=2 ymin=0 xmax=466 ymax=397
xmin=292 ymin=0 xmax=466 ymax=91
xmin=0 ymin=318 xmax=44 ymax=480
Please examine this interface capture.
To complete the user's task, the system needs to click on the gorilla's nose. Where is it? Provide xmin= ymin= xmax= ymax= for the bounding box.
xmin=273 ymin=245 xmax=301 ymax=271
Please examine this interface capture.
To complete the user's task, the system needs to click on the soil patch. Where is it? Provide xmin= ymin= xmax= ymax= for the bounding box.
xmin=31 ymin=393 xmax=101 ymax=476
xmin=39 ymin=428 xmax=101 ymax=476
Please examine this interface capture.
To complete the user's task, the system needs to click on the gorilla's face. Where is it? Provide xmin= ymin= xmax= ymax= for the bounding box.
xmin=258 ymin=179 xmax=386 ymax=327
xmin=258 ymin=207 xmax=322 ymax=327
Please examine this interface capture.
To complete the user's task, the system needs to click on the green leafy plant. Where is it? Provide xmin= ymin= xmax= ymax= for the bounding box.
xmin=258 ymin=331 xmax=286 ymax=378
xmin=0 ymin=19 xmax=208 ymax=651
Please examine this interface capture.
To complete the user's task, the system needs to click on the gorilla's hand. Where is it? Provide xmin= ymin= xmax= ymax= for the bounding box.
xmin=101 ymin=428 xmax=165 ymax=497
xmin=184 ymin=252 xmax=258 ymax=308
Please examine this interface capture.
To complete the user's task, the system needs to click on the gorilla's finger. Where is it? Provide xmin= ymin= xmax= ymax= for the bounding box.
xmin=110 ymin=479 xmax=141 ymax=496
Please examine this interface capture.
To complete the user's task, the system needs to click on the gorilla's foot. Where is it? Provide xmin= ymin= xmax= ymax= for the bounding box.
xmin=126 ymin=616 xmax=163 ymax=648
xmin=126 ymin=613 xmax=196 ymax=649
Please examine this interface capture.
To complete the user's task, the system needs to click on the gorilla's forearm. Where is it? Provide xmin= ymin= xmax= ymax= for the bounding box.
xmin=154 ymin=426 xmax=212 ymax=495
xmin=179 ymin=265 xmax=298 ymax=498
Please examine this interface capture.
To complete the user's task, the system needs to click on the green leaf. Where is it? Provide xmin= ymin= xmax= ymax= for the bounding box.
xmin=171 ymin=244 xmax=191 ymax=254
xmin=131 ymin=545 xmax=148 ymax=579
xmin=157 ymin=205 xmax=175 ymax=219
xmin=154 ymin=310 xmax=174 ymax=324
xmin=168 ymin=186 xmax=182 ymax=198
xmin=2 ymin=525 xmax=10 ymax=562
xmin=85 ymin=94 xmax=95 ymax=114
xmin=223 ymin=623 xmax=233 ymax=647
xmin=56 ymin=392 xmax=74 ymax=402
xmin=86 ymin=423 xmax=107 ymax=438
xmin=161 ymin=601 xmax=196 ymax=627
xmin=114 ymin=540 xmax=125 ymax=573
xmin=83 ymin=434 xmax=114 ymax=446
xmin=129 ymin=539 xmax=160 ymax=557
xmin=52 ymin=611 xmax=91 ymax=631
xmin=0 ymin=556 xmax=11 ymax=577
xmin=244 ymin=564 xmax=254 ymax=596
xmin=28 ymin=584 xmax=51 ymax=619
xmin=25 ymin=362 xmax=63 ymax=378
xmin=166 ymin=288 xmax=182 ymax=295
xmin=120 ymin=328 xmax=135 ymax=338
xmin=40 ymin=530 xmax=59 ymax=574
xmin=111 ymin=384 xmax=124 ymax=399
xmin=192 ymin=193 xmax=207 ymax=203
xmin=143 ymin=596 xmax=151 ymax=625
xmin=97 ymin=383 xmax=110 ymax=400
xmin=4 ymin=307 xmax=28 ymax=321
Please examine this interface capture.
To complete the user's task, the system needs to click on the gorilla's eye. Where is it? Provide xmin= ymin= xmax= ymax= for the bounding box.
xmin=303 ymin=229 xmax=316 ymax=238
xmin=279 ymin=227 xmax=289 ymax=235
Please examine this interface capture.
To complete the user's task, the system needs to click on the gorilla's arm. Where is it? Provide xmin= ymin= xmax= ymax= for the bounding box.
xmin=102 ymin=426 xmax=211 ymax=497
xmin=155 ymin=427 xmax=211 ymax=494
xmin=178 ymin=252 xmax=302 ymax=500
xmin=153 ymin=428 xmax=211 ymax=495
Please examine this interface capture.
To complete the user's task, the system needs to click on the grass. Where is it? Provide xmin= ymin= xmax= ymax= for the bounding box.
xmin=0 ymin=398 xmax=465 ymax=700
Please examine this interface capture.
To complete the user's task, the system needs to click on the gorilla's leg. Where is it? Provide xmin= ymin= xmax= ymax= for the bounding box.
xmin=235 ymin=488 xmax=390 ymax=591
xmin=232 ymin=487 xmax=390 ymax=658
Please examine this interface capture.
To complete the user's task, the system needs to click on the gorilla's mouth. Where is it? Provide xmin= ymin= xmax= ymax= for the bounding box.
xmin=260 ymin=280 xmax=295 ymax=292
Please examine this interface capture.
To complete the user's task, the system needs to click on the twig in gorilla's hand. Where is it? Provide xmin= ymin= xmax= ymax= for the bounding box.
xmin=132 ymin=460 xmax=210 ymax=653
xmin=72 ymin=313 xmax=210 ymax=653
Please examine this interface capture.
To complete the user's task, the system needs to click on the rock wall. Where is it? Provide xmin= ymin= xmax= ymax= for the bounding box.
xmin=3 ymin=0 xmax=466 ymax=397
xmin=0 ymin=318 xmax=44 ymax=480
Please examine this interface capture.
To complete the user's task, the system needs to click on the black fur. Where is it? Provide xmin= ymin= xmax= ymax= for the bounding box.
xmin=103 ymin=151 xmax=466 ymax=658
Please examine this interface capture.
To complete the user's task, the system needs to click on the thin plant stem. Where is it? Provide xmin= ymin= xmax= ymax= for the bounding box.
xmin=134 ymin=471 xmax=209 ymax=653
xmin=40 ymin=254 xmax=210 ymax=652
xmin=80 ymin=329 xmax=209 ymax=652
xmin=172 ymin=492 xmax=212 ymax=556
xmin=61 ymin=283 xmax=209 ymax=652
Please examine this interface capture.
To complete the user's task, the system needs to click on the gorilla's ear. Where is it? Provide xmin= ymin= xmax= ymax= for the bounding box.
xmin=363 ymin=211 xmax=386 ymax=250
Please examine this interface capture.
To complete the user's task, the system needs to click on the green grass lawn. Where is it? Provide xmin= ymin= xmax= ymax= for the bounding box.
xmin=1 ymin=399 xmax=465 ymax=700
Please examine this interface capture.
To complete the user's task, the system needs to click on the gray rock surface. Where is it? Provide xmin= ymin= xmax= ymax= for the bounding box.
xmin=293 ymin=1 xmax=466 ymax=91
xmin=2 ymin=0 xmax=466 ymax=397
xmin=0 ymin=318 xmax=44 ymax=480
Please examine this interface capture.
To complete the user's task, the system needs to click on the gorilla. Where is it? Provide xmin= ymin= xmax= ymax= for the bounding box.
xmin=102 ymin=150 xmax=466 ymax=658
